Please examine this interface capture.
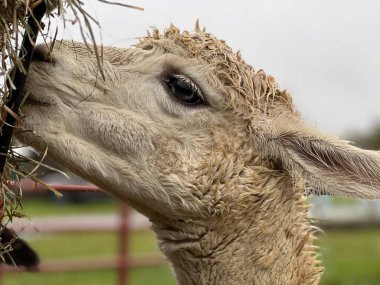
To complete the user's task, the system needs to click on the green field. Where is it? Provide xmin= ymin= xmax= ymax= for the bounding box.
xmin=3 ymin=197 xmax=380 ymax=285
xmin=317 ymin=229 xmax=380 ymax=285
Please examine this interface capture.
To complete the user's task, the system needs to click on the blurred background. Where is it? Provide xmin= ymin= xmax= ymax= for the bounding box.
xmin=3 ymin=0 xmax=380 ymax=284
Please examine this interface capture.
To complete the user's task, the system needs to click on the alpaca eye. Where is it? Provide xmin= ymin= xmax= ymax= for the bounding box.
xmin=163 ymin=74 xmax=205 ymax=106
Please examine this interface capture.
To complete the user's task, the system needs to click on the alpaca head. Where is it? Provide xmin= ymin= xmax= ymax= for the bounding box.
xmin=20 ymin=25 xmax=380 ymax=224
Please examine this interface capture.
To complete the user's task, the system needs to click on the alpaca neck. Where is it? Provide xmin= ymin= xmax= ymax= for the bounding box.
xmin=152 ymin=177 xmax=322 ymax=285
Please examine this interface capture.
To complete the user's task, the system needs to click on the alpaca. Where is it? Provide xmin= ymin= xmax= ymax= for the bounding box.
xmin=19 ymin=24 xmax=380 ymax=284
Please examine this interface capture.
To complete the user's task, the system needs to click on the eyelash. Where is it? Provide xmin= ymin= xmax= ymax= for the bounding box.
xmin=162 ymin=74 xmax=206 ymax=106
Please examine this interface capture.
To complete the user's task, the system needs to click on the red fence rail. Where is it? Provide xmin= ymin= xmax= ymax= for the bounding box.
xmin=0 ymin=181 xmax=166 ymax=285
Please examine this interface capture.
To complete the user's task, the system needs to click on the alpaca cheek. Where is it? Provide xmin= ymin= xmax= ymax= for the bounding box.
xmin=151 ymin=136 xmax=186 ymax=171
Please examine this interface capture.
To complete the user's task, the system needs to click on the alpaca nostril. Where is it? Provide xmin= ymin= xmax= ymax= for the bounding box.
xmin=32 ymin=44 xmax=55 ymax=63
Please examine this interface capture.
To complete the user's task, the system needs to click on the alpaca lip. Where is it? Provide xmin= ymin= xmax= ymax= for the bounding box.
xmin=22 ymin=93 xmax=51 ymax=107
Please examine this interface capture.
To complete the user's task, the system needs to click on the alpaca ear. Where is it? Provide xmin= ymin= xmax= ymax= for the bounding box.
xmin=253 ymin=115 xmax=380 ymax=199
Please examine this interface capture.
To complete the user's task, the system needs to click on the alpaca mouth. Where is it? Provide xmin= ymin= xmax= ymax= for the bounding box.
xmin=22 ymin=91 xmax=52 ymax=107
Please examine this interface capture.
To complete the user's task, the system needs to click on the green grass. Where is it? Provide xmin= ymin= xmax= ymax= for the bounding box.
xmin=4 ymin=197 xmax=177 ymax=285
xmin=318 ymin=229 xmax=380 ymax=285
xmin=4 ymin=231 xmax=176 ymax=285
xmin=19 ymin=197 xmax=118 ymax=217
xmin=19 ymin=231 xmax=159 ymax=259
xmin=4 ymin=267 xmax=176 ymax=285
xmin=4 ymin=198 xmax=380 ymax=285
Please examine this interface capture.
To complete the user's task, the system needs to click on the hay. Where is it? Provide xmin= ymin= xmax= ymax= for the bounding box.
xmin=0 ymin=0 xmax=142 ymax=264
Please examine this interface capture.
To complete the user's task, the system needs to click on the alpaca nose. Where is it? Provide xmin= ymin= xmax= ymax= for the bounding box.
xmin=32 ymin=44 xmax=55 ymax=63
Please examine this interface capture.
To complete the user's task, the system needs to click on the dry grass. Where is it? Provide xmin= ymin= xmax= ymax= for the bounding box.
xmin=0 ymin=0 xmax=142 ymax=262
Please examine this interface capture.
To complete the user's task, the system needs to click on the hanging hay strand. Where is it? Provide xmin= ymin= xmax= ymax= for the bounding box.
xmin=0 ymin=0 xmax=143 ymax=265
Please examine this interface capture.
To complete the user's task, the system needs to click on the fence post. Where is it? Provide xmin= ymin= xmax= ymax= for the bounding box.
xmin=118 ymin=204 xmax=129 ymax=285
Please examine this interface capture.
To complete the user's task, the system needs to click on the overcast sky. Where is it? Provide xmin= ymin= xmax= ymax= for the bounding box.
xmin=51 ymin=0 xmax=380 ymax=137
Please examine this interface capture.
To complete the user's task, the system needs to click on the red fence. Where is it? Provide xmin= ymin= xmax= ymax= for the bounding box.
xmin=0 ymin=181 xmax=166 ymax=285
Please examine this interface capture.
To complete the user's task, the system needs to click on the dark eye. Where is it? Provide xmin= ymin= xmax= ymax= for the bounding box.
xmin=163 ymin=74 xmax=205 ymax=106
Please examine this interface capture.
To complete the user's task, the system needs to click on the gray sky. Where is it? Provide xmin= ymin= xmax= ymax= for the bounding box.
xmin=52 ymin=0 xmax=380 ymax=136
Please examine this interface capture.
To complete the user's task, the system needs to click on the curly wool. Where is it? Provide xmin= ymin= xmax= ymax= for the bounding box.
xmin=137 ymin=23 xmax=293 ymax=116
